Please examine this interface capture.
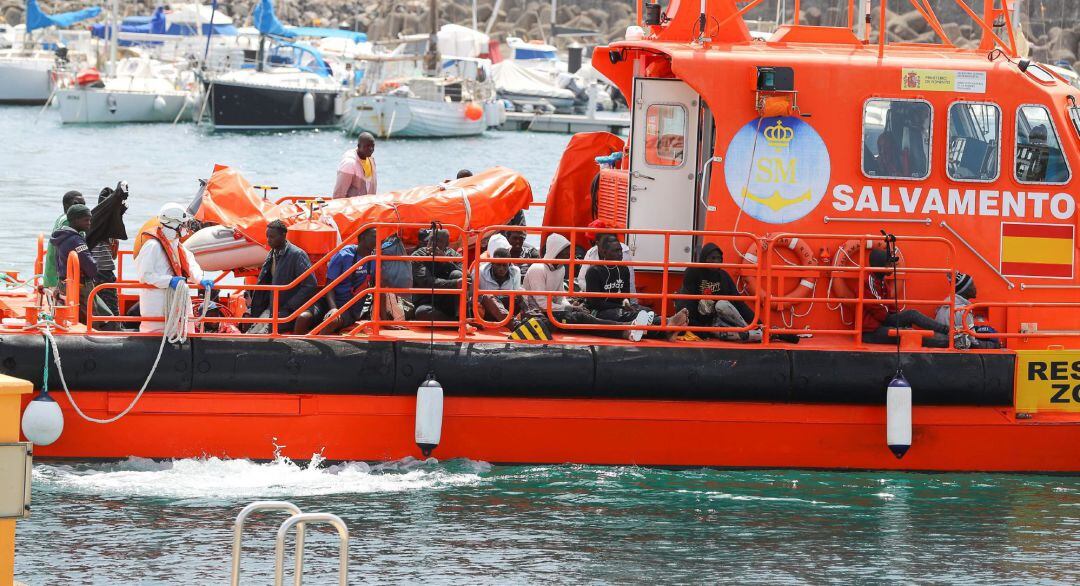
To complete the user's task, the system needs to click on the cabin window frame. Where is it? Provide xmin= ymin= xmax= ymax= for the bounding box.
xmin=945 ymin=100 xmax=1002 ymax=184
xmin=1013 ymin=103 xmax=1073 ymax=186
xmin=860 ymin=97 xmax=934 ymax=182
xmin=643 ymin=102 xmax=689 ymax=169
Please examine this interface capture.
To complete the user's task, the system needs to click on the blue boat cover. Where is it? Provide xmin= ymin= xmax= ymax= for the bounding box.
xmin=288 ymin=26 xmax=366 ymax=43
xmin=277 ymin=42 xmax=331 ymax=77
xmin=253 ymin=0 xmax=365 ymax=42
xmin=252 ymin=0 xmax=295 ymax=38
xmin=25 ymin=0 xmax=101 ymax=33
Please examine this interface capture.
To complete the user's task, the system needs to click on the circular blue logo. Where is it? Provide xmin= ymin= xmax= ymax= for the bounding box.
xmin=723 ymin=116 xmax=831 ymax=224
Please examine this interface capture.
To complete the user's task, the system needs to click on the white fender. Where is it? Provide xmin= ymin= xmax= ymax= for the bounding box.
xmin=886 ymin=373 xmax=912 ymax=459
xmin=153 ymin=95 xmax=167 ymax=112
xmin=21 ymin=392 xmax=64 ymax=445
xmin=302 ymin=91 xmax=316 ymax=124
xmin=415 ymin=377 xmax=444 ymax=457
xmin=333 ymin=93 xmax=345 ymax=117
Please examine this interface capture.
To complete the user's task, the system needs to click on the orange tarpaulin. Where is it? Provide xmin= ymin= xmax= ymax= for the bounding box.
xmin=196 ymin=165 xmax=534 ymax=247
xmin=542 ymin=132 xmax=625 ymax=237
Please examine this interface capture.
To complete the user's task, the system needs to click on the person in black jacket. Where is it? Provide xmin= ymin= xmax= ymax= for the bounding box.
xmin=248 ymin=220 xmax=320 ymax=334
xmin=412 ymin=228 xmax=463 ymax=321
xmin=584 ymin=235 xmax=687 ymax=341
xmin=51 ymin=204 xmax=118 ymax=329
xmin=676 ymin=242 xmax=756 ymax=333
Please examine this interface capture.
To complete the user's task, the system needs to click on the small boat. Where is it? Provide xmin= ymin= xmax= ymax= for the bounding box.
xmin=56 ymin=57 xmax=196 ymax=124
xmin=205 ymin=0 xmax=347 ymax=130
xmin=492 ymin=59 xmax=575 ymax=113
xmin=0 ymin=0 xmax=99 ymax=105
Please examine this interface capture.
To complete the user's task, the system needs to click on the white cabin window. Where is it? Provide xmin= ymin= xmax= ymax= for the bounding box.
xmin=862 ymin=99 xmax=932 ymax=180
xmin=1015 ymin=104 xmax=1071 ymax=184
xmin=644 ymin=104 xmax=687 ymax=167
xmin=946 ymin=102 xmax=1001 ymax=182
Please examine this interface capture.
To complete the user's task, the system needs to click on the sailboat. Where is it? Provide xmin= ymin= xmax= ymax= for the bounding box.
xmin=205 ymin=0 xmax=346 ymax=130
xmin=0 ymin=0 xmax=99 ymax=104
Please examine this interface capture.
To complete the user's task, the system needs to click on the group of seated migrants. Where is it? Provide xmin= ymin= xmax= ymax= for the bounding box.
xmin=39 ymin=187 xmax=998 ymax=347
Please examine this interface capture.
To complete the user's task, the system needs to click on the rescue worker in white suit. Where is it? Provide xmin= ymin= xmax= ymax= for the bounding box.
xmin=134 ymin=203 xmax=211 ymax=332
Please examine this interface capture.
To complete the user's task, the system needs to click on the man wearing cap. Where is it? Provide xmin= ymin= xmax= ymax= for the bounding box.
xmin=134 ymin=203 xmax=210 ymax=333
xmin=50 ymin=204 xmax=118 ymax=329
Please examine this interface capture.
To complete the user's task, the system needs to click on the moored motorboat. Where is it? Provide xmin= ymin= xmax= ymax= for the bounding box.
xmin=0 ymin=0 xmax=99 ymax=104
xmin=57 ymin=58 xmax=196 ymax=124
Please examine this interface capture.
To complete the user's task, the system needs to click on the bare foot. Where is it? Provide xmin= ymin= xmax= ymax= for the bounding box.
xmin=666 ymin=308 xmax=689 ymax=341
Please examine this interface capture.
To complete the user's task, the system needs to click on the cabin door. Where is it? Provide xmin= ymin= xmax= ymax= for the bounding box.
xmin=628 ymin=78 xmax=701 ymax=269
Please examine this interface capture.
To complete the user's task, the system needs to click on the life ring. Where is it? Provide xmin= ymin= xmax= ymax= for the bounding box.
xmin=739 ymin=237 xmax=818 ymax=310
xmin=829 ymin=239 xmax=905 ymax=298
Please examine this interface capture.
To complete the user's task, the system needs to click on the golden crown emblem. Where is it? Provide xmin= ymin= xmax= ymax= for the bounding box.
xmin=763 ymin=120 xmax=794 ymax=151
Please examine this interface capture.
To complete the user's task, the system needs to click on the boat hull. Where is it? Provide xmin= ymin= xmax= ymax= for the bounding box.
xmin=341 ymin=95 xmax=486 ymax=138
xmin=5 ymin=334 xmax=1077 ymax=471
xmin=209 ymin=79 xmax=340 ymax=130
xmin=22 ymin=392 xmax=1080 ymax=472
xmin=57 ymin=88 xmax=194 ymax=124
xmin=0 ymin=58 xmax=53 ymax=104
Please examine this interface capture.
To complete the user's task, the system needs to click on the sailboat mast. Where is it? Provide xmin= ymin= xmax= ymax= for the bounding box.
xmin=107 ymin=0 xmax=118 ymax=75
xmin=425 ymin=0 xmax=439 ymax=76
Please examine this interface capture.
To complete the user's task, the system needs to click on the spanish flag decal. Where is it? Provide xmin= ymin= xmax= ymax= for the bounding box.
xmin=1000 ymin=222 xmax=1075 ymax=279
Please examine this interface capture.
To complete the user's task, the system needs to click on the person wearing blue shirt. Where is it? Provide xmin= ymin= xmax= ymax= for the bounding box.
xmin=320 ymin=228 xmax=377 ymax=334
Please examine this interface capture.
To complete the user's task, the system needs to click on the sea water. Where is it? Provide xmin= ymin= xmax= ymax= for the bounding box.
xmin=3 ymin=106 xmax=1080 ymax=584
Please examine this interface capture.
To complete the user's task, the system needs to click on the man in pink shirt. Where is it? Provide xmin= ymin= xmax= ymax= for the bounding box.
xmin=333 ymin=133 xmax=377 ymax=198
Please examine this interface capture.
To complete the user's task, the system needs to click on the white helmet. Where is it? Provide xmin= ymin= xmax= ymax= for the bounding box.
xmin=159 ymin=203 xmax=190 ymax=230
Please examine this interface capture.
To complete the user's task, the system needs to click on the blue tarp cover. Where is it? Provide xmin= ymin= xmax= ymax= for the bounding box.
xmin=252 ymin=0 xmax=294 ymax=38
xmin=26 ymin=0 xmax=101 ymax=33
xmin=253 ymin=0 xmax=365 ymax=42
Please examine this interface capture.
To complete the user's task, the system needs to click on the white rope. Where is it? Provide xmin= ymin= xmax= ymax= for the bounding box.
xmin=45 ymin=281 xmax=193 ymax=424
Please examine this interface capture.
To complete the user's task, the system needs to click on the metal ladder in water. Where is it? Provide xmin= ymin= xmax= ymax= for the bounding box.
xmin=230 ymin=501 xmax=350 ymax=586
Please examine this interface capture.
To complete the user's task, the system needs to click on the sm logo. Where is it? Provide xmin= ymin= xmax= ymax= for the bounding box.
xmin=724 ymin=117 xmax=831 ymax=224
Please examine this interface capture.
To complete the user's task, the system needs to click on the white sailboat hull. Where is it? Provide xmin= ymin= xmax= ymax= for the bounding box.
xmin=57 ymin=88 xmax=194 ymax=124
xmin=0 ymin=57 xmax=53 ymax=104
xmin=341 ymin=95 xmax=488 ymax=138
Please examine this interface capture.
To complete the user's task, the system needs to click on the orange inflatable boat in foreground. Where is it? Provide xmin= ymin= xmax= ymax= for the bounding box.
xmin=3 ymin=0 xmax=1079 ymax=472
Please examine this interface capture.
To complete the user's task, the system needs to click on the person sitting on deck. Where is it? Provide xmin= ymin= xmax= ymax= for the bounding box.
xmin=248 ymin=220 xmax=320 ymax=334
xmin=476 ymin=241 xmax=522 ymax=322
xmin=574 ymin=220 xmax=635 ymax=295
xmin=935 ymin=272 xmax=1001 ymax=350
xmin=43 ymin=190 xmax=85 ymax=289
xmin=501 ymin=229 xmax=541 ymax=274
xmin=522 ymin=232 xmax=629 ymax=336
xmin=319 ymin=227 xmax=378 ymax=335
xmin=411 ymin=228 xmax=464 ymax=322
xmin=51 ymin=204 xmax=118 ymax=330
xmin=583 ymin=235 xmax=688 ymax=341
xmin=675 ymin=243 xmax=758 ymax=340
xmin=862 ymin=248 xmax=949 ymax=346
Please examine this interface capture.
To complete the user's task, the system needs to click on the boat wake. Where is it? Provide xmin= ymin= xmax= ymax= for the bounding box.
xmin=32 ymin=452 xmax=492 ymax=502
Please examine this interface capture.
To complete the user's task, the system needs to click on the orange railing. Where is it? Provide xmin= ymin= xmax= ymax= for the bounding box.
xmin=762 ymin=233 xmax=958 ymax=347
xmin=68 ymin=225 xmax=972 ymax=349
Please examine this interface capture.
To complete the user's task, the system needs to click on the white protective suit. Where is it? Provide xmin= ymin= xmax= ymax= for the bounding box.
xmin=134 ymin=236 xmax=204 ymax=332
